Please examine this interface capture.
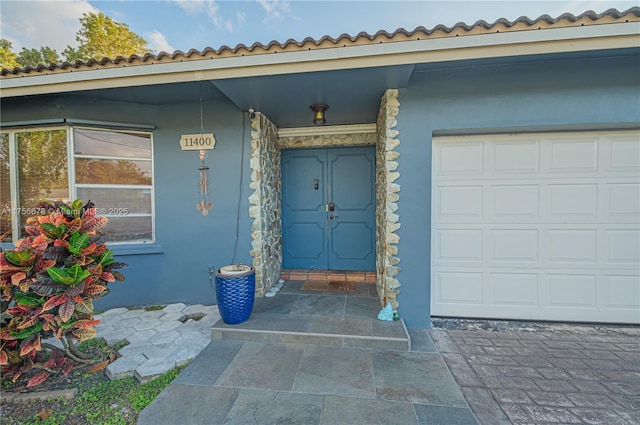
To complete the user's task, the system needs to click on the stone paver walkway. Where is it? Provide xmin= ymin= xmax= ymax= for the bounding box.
xmin=42 ymin=290 xmax=638 ymax=424
xmin=430 ymin=320 xmax=640 ymax=425
xmin=92 ymin=303 xmax=220 ymax=382
xmin=137 ymin=281 xmax=479 ymax=425
xmin=138 ymin=336 xmax=478 ymax=425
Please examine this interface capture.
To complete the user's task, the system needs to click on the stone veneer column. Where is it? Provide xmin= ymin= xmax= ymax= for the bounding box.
xmin=248 ymin=113 xmax=282 ymax=296
xmin=375 ymin=89 xmax=401 ymax=309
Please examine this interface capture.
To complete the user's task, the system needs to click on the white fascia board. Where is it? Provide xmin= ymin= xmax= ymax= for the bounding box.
xmin=336 ymin=21 xmax=640 ymax=59
xmin=1 ymin=22 xmax=638 ymax=97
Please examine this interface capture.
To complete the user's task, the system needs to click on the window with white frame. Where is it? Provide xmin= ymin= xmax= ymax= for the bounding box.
xmin=0 ymin=127 xmax=154 ymax=244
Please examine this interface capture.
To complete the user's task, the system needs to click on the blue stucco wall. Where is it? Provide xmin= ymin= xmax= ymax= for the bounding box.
xmin=395 ymin=54 xmax=640 ymax=327
xmin=139 ymin=100 xmax=253 ymax=308
xmin=2 ymin=51 xmax=638 ymax=327
xmin=1 ymin=94 xmax=253 ymax=310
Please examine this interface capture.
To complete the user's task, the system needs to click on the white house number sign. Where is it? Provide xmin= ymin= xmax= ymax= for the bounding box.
xmin=180 ymin=133 xmax=216 ymax=151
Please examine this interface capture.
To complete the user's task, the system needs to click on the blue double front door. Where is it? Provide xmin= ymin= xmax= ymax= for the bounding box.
xmin=281 ymin=146 xmax=376 ymax=271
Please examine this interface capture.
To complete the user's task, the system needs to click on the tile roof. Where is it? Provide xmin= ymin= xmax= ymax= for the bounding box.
xmin=1 ymin=7 xmax=638 ymax=78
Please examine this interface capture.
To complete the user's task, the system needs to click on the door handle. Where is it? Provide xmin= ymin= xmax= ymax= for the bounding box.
xmin=330 ymin=215 xmax=339 ymax=220
xmin=328 ymin=202 xmax=335 ymax=211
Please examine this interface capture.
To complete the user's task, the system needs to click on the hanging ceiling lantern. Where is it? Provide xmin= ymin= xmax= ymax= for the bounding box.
xmin=310 ymin=103 xmax=328 ymax=125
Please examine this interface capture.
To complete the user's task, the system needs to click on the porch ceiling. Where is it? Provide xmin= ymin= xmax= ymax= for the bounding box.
xmin=66 ymin=64 xmax=414 ymax=128
xmin=212 ymin=65 xmax=414 ymax=128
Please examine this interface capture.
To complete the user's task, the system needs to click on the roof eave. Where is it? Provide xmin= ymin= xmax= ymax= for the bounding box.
xmin=1 ymin=22 xmax=638 ymax=99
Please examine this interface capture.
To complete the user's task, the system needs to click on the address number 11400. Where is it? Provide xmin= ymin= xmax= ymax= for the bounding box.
xmin=180 ymin=133 xmax=216 ymax=151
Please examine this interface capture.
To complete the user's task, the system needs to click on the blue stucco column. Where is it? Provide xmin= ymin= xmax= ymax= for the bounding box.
xmin=395 ymin=88 xmax=433 ymax=328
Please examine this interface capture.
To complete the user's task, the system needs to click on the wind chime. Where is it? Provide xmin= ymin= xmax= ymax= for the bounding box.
xmin=197 ymin=149 xmax=213 ymax=215
xmin=180 ymin=83 xmax=216 ymax=216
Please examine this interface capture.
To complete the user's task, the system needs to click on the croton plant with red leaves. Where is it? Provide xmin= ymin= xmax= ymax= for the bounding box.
xmin=0 ymin=199 xmax=126 ymax=387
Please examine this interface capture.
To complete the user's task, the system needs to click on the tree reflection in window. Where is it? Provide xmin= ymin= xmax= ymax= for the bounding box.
xmin=0 ymin=133 xmax=11 ymax=242
xmin=17 ymin=130 xmax=69 ymax=236
xmin=73 ymin=128 xmax=153 ymax=243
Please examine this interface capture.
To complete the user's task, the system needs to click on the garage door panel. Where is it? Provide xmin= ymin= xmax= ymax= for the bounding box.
xmin=547 ymin=229 xmax=597 ymax=264
xmin=547 ymin=137 xmax=598 ymax=173
xmin=432 ymin=267 xmax=640 ymax=322
xmin=437 ymin=142 xmax=484 ymax=175
xmin=608 ymin=183 xmax=640 ymax=216
xmin=490 ymin=229 xmax=539 ymax=262
xmin=434 ymin=224 xmax=639 ymax=270
xmin=437 ymin=229 xmax=482 ymax=261
xmin=440 ymin=181 xmax=635 ymax=224
xmin=490 ymin=273 xmax=539 ymax=306
xmin=604 ymin=275 xmax=640 ymax=310
xmin=492 ymin=139 xmax=540 ymax=174
xmin=606 ymin=229 xmax=640 ymax=264
xmin=435 ymin=271 xmax=483 ymax=305
xmin=437 ymin=185 xmax=483 ymax=217
xmin=548 ymin=184 xmax=598 ymax=216
xmin=492 ymin=185 xmax=540 ymax=216
xmin=546 ymin=274 xmax=597 ymax=308
xmin=432 ymin=130 xmax=640 ymax=324
xmin=607 ymin=136 xmax=640 ymax=171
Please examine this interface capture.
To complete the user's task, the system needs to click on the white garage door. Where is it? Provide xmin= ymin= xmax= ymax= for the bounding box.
xmin=431 ymin=130 xmax=640 ymax=324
